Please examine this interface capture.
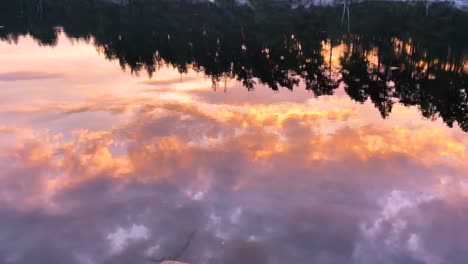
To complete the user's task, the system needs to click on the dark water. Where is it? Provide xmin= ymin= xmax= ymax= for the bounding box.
xmin=0 ymin=1 xmax=467 ymax=264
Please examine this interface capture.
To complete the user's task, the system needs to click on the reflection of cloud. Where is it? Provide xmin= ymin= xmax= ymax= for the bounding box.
xmin=0 ymin=95 xmax=147 ymax=115
xmin=1 ymin=36 xmax=468 ymax=264
xmin=1 ymin=96 xmax=466 ymax=203
xmin=139 ymin=76 xmax=200 ymax=86
xmin=0 ymin=71 xmax=64 ymax=81
xmin=0 ymin=93 xmax=466 ymax=263
xmin=107 ymin=224 xmax=150 ymax=254
xmin=354 ymin=193 xmax=468 ymax=264
xmin=0 ymin=96 xmax=467 ymax=263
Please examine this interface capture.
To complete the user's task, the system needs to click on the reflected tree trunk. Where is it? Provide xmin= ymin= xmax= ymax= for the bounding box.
xmin=37 ymin=0 xmax=43 ymax=19
xmin=19 ymin=0 xmax=24 ymax=17
xmin=341 ymin=0 xmax=350 ymax=32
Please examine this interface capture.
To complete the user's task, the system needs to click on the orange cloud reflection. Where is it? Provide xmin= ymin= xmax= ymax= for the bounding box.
xmin=0 ymin=34 xmax=466 ymax=212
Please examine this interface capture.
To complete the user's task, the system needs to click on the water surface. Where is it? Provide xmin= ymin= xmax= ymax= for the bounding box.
xmin=0 ymin=1 xmax=467 ymax=264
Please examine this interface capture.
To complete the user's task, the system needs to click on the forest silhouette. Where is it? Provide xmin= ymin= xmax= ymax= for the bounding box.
xmin=1 ymin=0 xmax=467 ymax=131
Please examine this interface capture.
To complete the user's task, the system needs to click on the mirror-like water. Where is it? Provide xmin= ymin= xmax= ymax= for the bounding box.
xmin=0 ymin=1 xmax=467 ymax=264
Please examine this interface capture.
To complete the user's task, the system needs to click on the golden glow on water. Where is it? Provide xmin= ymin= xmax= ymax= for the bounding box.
xmin=321 ymin=40 xmax=346 ymax=69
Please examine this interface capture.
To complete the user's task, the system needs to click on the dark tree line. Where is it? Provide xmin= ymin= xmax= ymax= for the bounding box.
xmin=0 ymin=0 xmax=466 ymax=131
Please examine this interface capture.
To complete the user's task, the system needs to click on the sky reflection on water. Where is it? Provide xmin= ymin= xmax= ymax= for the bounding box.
xmin=0 ymin=25 xmax=467 ymax=264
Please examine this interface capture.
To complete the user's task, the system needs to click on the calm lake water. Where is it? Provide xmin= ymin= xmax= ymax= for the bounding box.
xmin=0 ymin=1 xmax=467 ymax=263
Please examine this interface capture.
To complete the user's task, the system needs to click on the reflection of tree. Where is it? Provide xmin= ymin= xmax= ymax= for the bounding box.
xmin=36 ymin=0 xmax=43 ymax=19
xmin=340 ymin=30 xmax=467 ymax=130
xmin=341 ymin=39 xmax=395 ymax=118
xmin=0 ymin=0 xmax=466 ymax=131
